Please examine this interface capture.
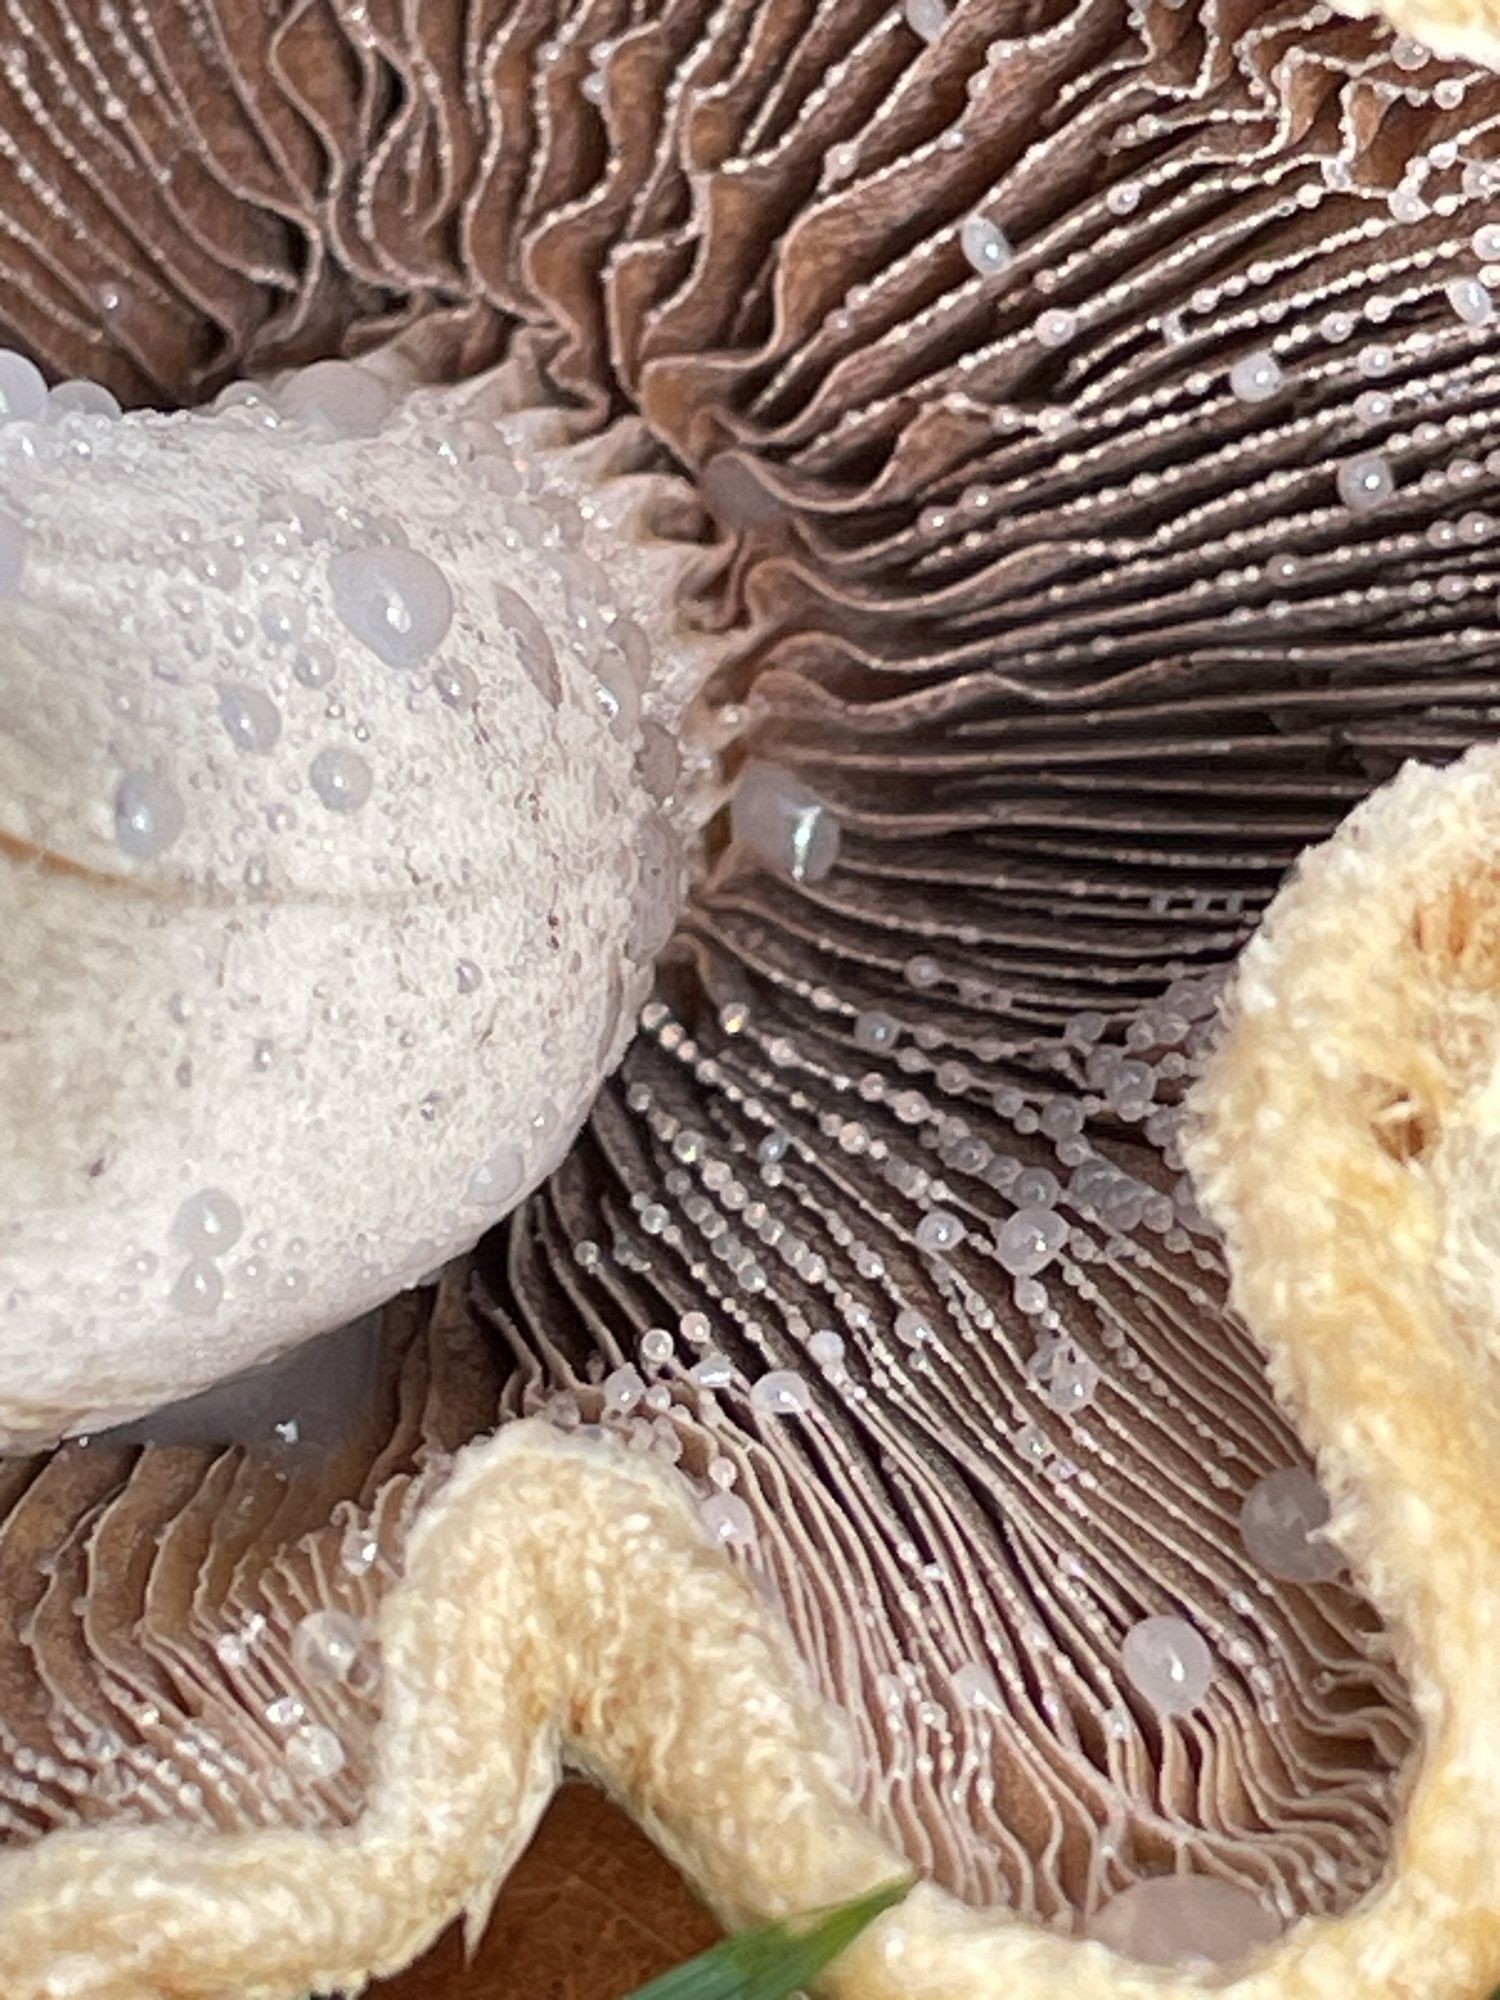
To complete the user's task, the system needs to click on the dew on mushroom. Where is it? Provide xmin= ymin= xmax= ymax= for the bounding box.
xmin=1239 ymin=1466 xmax=1343 ymax=1582
xmin=172 ymin=1189 xmax=244 ymax=1260
xmin=307 ymin=746 xmax=372 ymax=813
xmin=290 ymin=1610 xmax=367 ymax=1688
xmin=1089 ymin=1875 xmax=1280 ymax=1968
xmin=48 ymin=379 xmax=122 ymax=420
xmin=275 ymin=360 xmax=393 ymax=438
xmin=960 ymin=214 xmax=1013 ymax=278
xmin=1228 ymin=349 xmax=1283 ymax=404
xmin=1338 ymin=452 xmax=1397 ymax=512
xmin=218 ymin=685 xmax=282 ymax=754
xmin=0 ymin=348 xmax=47 ymax=421
xmin=1121 ymin=1615 xmax=1216 ymax=1715
xmin=328 ymin=546 xmax=454 ymax=670
xmin=113 ymin=770 xmax=185 ymax=859
xmin=731 ymin=762 xmax=841 ymax=884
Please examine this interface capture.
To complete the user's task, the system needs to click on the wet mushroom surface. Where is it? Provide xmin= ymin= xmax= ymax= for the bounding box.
xmin=0 ymin=0 xmax=1498 ymax=1994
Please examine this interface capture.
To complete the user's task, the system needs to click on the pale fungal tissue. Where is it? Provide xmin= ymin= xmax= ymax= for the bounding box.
xmin=0 ymin=355 xmax=717 ymax=1442
xmin=0 ymin=0 xmax=1499 ymax=1995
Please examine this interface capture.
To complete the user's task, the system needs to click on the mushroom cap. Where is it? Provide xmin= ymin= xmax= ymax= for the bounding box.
xmin=0 ymin=361 xmax=715 ymax=1444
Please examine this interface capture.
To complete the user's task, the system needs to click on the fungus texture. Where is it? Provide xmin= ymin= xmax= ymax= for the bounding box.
xmin=0 ymin=0 xmax=1497 ymax=1996
xmin=0 ymin=355 xmax=715 ymax=1441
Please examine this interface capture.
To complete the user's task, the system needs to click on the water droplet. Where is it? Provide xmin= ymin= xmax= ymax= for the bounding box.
xmin=492 ymin=584 xmax=561 ymax=706
xmin=749 ymin=1369 xmax=812 ymax=1417
xmin=259 ymin=595 xmax=306 ymax=647
xmin=1121 ymin=1614 xmax=1215 ymax=1714
xmin=172 ymin=1189 xmax=243 ymax=1259
xmin=293 ymin=640 xmax=336 ymax=689
xmin=432 ymin=660 xmax=478 ymax=711
xmin=219 ymin=685 xmax=282 ymax=754
xmin=915 ymin=1208 xmax=965 ymax=1253
xmin=49 ymin=378 xmax=121 ymax=419
xmin=329 ymin=546 xmax=453 ymax=669
xmin=960 ymin=214 xmax=1012 ymax=277
xmin=284 ymin=1721 xmax=346 ymax=1781
xmin=996 ymin=1205 xmax=1068 ymax=1276
xmin=277 ymin=359 xmax=392 ymax=437
xmin=455 ymin=959 xmax=482 ymax=993
xmin=731 ymin=762 xmax=841 ymax=884
xmin=700 ymin=1490 xmax=757 ymax=1546
xmin=1035 ymin=308 xmax=1077 ymax=349
xmin=290 ymin=1609 xmax=366 ymax=1686
xmin=1239 ymin=1466 xmax=1342 ymax=1582
xmin=1337 ymin=453 xmax=1395 ymax=513
xmin=465 ymin=1142 xmax=524 ymax=1206
xmin=309 ymin=747 xmax=373 ymax=814
xmin=114 ymin=771 xmax=185 ymax=859
xmin=1045 ymin=1342 xmax=1100 ymax=1415
xmin=690 ymin=1353 xmax=734 ymax=1390
xmin=951 ymin=1661 xmax=1002 ymax=1708
xmin=1228 ymin=349 xmax=1283 ymax=404
xmin=170 ymin=1260 xmax=223 ymax=1316
xmin=1473 ymin=223 xmax=1500 ymax=262
xmin=1089 ymin=1877 xmax=1280 ymax=1969
xmin=0 ymin=349 xmax=46 ymax=421
xmin=854 ymin=1009 xmax=900 ymax=1052
xmin=603 ymin=1364 xmax=646 ymax=1414
xmin=1446 ymin=275 xmax=1493 ymax=327
xmin=903 ymin=0 xmax=949 ymax=40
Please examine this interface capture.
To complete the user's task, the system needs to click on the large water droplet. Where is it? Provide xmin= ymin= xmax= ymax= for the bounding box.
xmin=492 ymin=584 xmax=561 ymax=706
xmin=1239 ymin=1466 xmax=1342 ymax=1582
xmin=700 ymin=1490 xmax=757 ymax=1546
xmin=329 ymin=546 xmax=453 ymax=669
xmin=1228 ymin=349 xmax=1283 ymax=404
xmin=731 ymin=761 xmax=841 ymax=884
xmin=1121 ymin=1614 xmax=1215 ymax=1714
xmin=1089 ymin=1877 xmax=1280 ymax=1969
xmin=465 ymin=1142 xmax=524 ymax=1207
xmin=0 ymin=349 xmax=47 ymax=422
xmin=995 ymin=1205 xmax=1068 ymax=1277
xmin=172 ymin=1188 xmax=244 ymax=1259
xmin=277 ymin=359 xmax=393 ymax=437
xmin=290 ymin=1609 xmax=366 ymax=1686
xmin=308 ymin=747 xmax=373 ymax=814
xmin=49 ymin=378 xmax=122 ymax=419
xmin=749 ymin=1369 xmax=813 ymax=1417
xmin=1337 ymin=452 xmax=1395 ymax=513
xmin=114 ymin=771 xmax=185 ymax=859
xmin=170 ymin=1260 xmax=223 ymax=1317
xmin=219 ymin=685 xmax=282 ymax=755
xmin=960 ymin=214 xmax=1013 ymax=277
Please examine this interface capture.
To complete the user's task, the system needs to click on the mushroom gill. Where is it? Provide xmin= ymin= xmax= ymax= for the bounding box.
xmin=0 ymin=0 xmax=1496 ymax=1994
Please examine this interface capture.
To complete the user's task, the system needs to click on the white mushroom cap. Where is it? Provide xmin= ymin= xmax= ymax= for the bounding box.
xmin=0 ymin=360 xmax=716 ymax=1445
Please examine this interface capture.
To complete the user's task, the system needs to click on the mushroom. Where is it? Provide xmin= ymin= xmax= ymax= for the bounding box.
xmin=0 ymin=0 xmax=1497 ymax=1995
xmin=0 ymin=350 xmax=717 ymax=1443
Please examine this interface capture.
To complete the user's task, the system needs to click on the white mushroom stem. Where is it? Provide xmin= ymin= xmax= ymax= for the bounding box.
xmin=0 ymin=354 xmax=721 ymax=1445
